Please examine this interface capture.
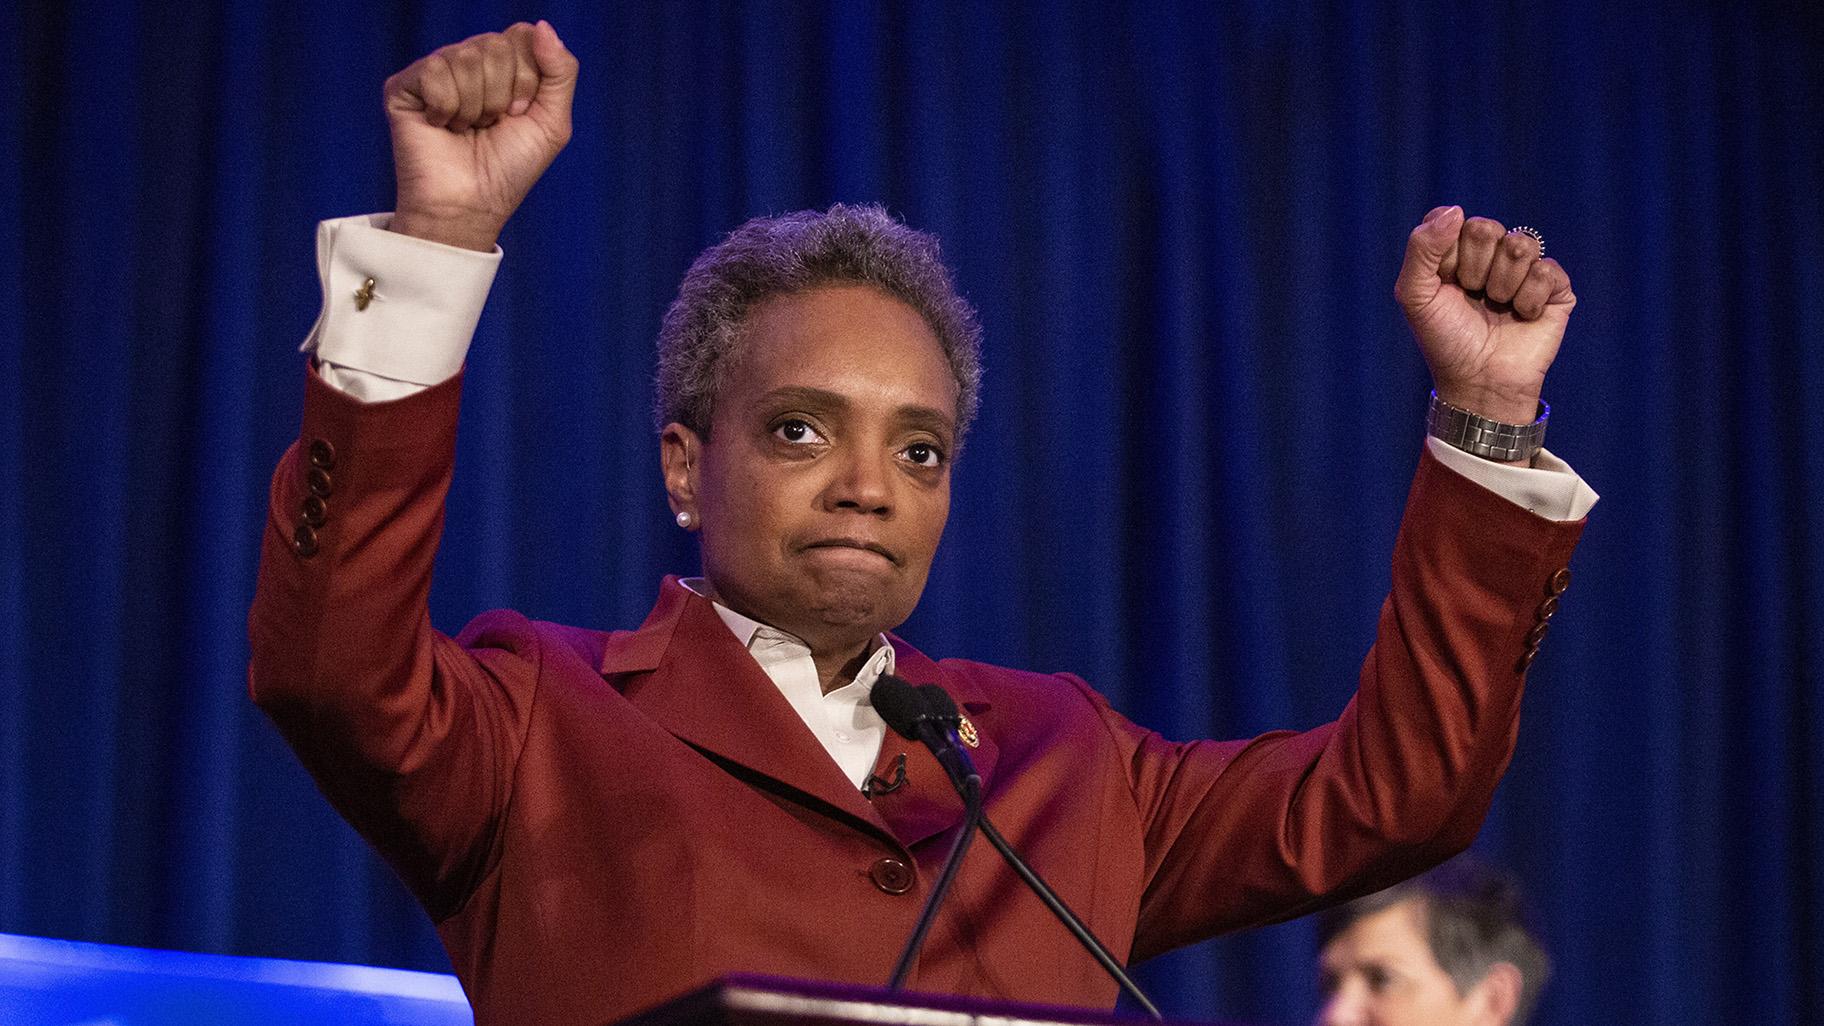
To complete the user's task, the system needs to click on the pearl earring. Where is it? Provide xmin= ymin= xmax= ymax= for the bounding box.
xmin=676 ymin=511 xmax=693 ymax=528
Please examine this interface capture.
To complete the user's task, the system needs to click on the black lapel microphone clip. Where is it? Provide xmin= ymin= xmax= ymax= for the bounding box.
xmin=862 ymin=753 xmax=907 ymax=798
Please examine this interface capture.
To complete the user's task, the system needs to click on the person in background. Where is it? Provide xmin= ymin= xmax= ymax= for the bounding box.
xmin=1315 ymin=857 xmax=1551 ymax=1026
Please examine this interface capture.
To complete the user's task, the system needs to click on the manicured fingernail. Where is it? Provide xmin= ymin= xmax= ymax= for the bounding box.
xmin=509 ymin=98 xmax=530 ymax=116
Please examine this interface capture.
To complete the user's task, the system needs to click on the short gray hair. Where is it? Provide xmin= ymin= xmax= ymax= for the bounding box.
xmin=653 ymin=203 xmax=983 ymax=441
xmin=1318 ymin=858 xmax=1552 ymax=1024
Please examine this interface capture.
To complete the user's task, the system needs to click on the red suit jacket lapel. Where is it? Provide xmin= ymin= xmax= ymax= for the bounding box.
xmin=594 ymin=577 xmax=1000 ymax=853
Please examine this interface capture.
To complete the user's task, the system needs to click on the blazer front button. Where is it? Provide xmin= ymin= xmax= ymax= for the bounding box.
xmin=307 ymin=467 xmax=334 ymax=498
xmin=300 ymin=494 xmax=327 ymax=527
xmin=309 ymin=438 xmax=337 ymax=470
xmin=869 ymin=857 xmax=915 ymax=895
xmin=1524 ymin=621 xmax=1550 ymax=647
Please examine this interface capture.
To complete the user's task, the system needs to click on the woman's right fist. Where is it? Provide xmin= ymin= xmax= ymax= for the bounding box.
xmin=383 ymin=20 xmax=578 ymax=252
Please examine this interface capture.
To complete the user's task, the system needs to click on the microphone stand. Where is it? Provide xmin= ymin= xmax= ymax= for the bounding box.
xmin=976 ymin=816 xmax=1162 ymax=1021
xmin=875 ymin=677 xmax=1162 ymax=1021
xmin=886 ymin=774 xmax=982 ymax=990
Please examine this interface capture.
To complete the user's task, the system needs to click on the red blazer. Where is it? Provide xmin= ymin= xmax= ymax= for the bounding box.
xmin=249 ymin=367 xmax=1584 ymax=1025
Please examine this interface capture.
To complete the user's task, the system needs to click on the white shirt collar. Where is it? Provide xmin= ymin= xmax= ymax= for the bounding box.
xmin=678 ymin=577 xmax=897 ymax=689
xmin=678 ymin=577 xmax=894 ymax=789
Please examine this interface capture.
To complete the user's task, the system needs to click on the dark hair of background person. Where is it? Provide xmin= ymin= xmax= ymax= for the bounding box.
xmin=1318 ymin=859 xmax=1552 ymax=1024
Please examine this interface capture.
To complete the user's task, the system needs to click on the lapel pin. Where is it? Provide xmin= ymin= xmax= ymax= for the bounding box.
xmin=353 ymin=277 xmax=377 ymax=311
xmin=958 ymin=714 xmax=980 ymax=749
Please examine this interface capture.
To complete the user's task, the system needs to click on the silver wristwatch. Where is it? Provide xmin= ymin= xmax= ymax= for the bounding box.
xmin=1426 ymin=390 xmax=1549 ymax=463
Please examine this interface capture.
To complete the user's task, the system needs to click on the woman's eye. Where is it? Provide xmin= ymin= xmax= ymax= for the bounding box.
xmin=903 ymin=442 xmax=944 ymax=468
xmin=773 ymin=419 xmax=824 ymax=445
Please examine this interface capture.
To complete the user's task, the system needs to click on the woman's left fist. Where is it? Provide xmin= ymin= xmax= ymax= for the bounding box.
xmin=1394 ymin=205 xmax=1577 ymax=425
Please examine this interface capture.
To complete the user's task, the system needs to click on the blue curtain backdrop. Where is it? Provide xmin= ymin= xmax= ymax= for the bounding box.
xmin=4 ymin=1 xmax=1821 ymax=1023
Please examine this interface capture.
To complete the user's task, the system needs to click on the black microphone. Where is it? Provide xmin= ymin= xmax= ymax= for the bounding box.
xmin=885 ymin=680 xmax=1163 ymax=1021
xmin=871 ymin=675 xmax=984 ymax=991
xmin=873 ymin=676 xmax=980 ymax=795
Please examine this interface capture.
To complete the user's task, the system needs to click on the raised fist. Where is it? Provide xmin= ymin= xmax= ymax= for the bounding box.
xmin=383 ymin=20 xmax=578 ymax=252
xmin=1394 ymin=206 xmax=1577 ymax=427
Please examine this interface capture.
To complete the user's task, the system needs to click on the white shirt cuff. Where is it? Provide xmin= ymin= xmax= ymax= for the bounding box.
xmin=300 ymin=213 xmax=502 ymax=400
xmin=1426 ymin=436 xmax=1599 ymax=521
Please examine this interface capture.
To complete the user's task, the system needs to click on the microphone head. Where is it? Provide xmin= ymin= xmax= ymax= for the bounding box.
xmin=871 ymin=675 xmax=925 ymax=740
xmin=915 ymin=684 xmax=962 ymax=727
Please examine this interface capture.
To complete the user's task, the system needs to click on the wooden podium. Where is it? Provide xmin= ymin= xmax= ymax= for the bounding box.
xmin=612 ymin=974 xmax=1236 ymax=1026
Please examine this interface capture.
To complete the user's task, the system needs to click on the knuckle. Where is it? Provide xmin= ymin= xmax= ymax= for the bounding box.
xmin=1500 ymin=233 xmax=1535 ymax=259
xmin=1463 ymin=217 xmax=1502 ymax=241
xmin=418 ymin=76 xmax=452 ymax=107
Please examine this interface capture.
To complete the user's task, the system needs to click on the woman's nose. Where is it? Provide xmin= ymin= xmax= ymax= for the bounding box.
xmin=824 ymin=449 xmax=893 ymax=514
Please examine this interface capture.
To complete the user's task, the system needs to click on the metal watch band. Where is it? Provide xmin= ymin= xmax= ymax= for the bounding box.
xmin=1426 ymin=390 xmax=1549 ymax=463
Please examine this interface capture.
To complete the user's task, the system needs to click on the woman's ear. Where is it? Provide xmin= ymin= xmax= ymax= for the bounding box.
xmin=659 ymin=422 xmax=702 ymax=526
xmin=1465 ymin=962 xmax=1522 ymax=1026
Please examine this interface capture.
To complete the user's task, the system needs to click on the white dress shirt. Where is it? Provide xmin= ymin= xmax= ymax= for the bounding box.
xmin=300 ymin=213 xmax=1600 ymax=788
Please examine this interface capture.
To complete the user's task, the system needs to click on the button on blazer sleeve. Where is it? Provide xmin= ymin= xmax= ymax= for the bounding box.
xmin=1086 ymin=447 xmax=1586 ymax=961
xmin=248 ymin=365 xmax=540 ymax=921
